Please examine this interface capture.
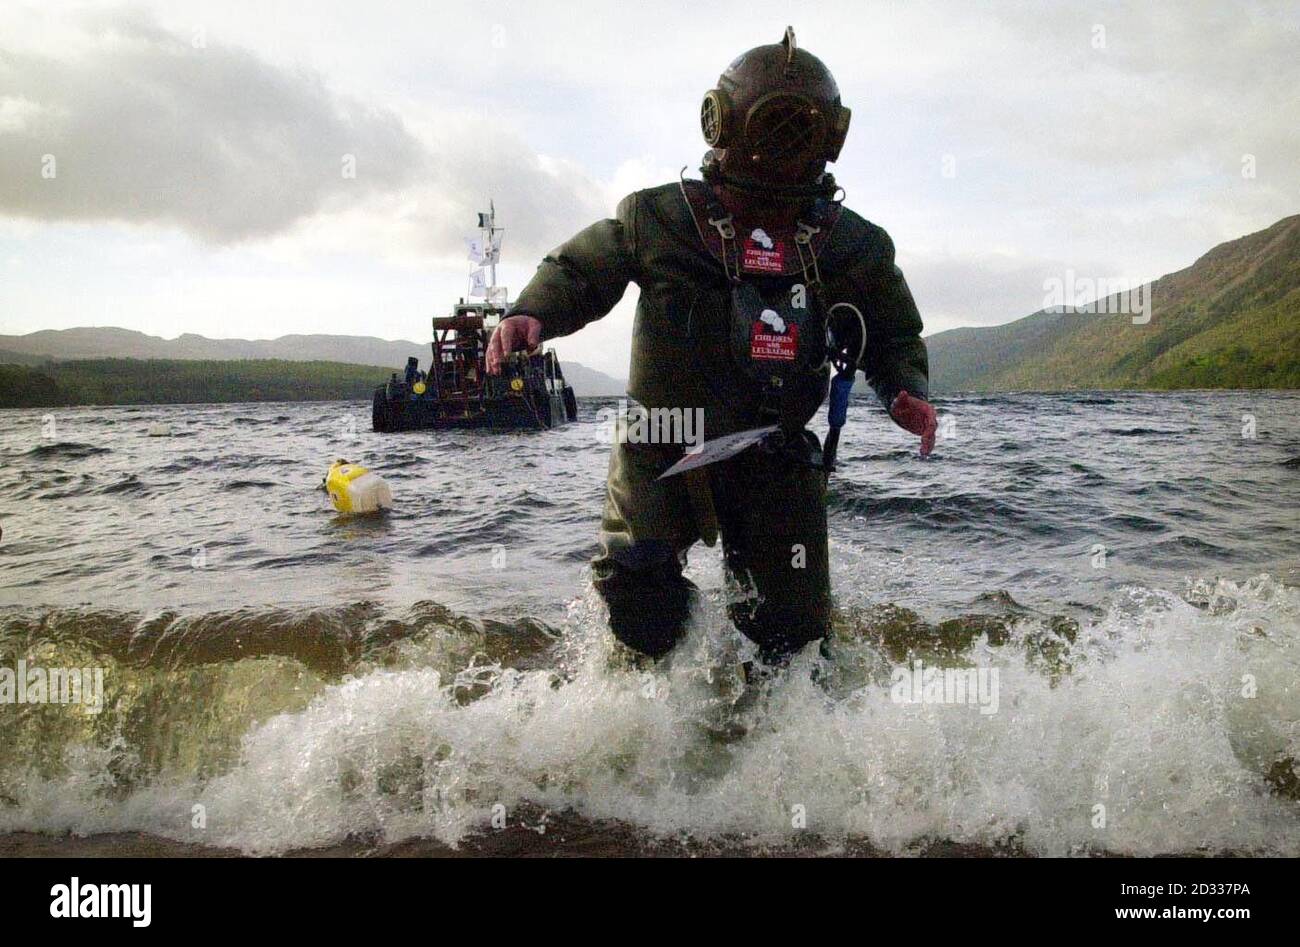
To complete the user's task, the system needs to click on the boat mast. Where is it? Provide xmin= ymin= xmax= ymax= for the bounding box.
xmin=486 ymin=199 xmax=498 ymax=299
xmin=477 ymin=199 xmax=508 ymax=309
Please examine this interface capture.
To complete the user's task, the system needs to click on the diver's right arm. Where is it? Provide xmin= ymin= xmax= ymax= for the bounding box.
xmin=486 ymin=194 xmax=638 ymax=375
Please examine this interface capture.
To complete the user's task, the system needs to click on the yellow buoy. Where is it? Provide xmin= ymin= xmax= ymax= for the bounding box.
xmin=324 ymin=460 xmax=393 ymax=514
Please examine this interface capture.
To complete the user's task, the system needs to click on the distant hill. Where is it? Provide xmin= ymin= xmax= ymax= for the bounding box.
xmin=0 ymin=359 xmax=391 ymax=408
xmin=925 ymin=214 xmax=1300 ymax=392
xmin=0 ymin=328 xmax=627 ymax=396
xmin=13 ymin=211 xmax=1298 ymax=398
xmin=0 ymin=348 xmax=51 ymax=366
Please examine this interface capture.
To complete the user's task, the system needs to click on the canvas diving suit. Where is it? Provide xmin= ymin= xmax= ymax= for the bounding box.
xmin=508 ymin=180 xmax=928 ymax=662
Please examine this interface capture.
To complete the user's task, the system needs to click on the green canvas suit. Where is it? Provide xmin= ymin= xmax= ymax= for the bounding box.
xmin=509 ymin=181 xmax=928 ymax=661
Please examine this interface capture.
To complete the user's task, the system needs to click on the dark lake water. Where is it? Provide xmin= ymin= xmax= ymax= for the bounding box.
xmin=1 ymin=391 xmax=1298 ymax=855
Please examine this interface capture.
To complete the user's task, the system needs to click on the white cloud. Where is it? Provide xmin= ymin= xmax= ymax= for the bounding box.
xmin=0 ymin=8 xmax=432 ymax=242
xmin=0 ymin=0 xmax=1297 ymax=381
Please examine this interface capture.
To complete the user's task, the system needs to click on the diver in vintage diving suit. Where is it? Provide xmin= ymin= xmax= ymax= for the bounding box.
xmin=488 ymin=28 xmax=936 ymax=665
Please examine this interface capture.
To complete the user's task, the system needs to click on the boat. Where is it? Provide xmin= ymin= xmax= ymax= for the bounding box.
xmin=372 ymin=203 xmax=577 ymax=433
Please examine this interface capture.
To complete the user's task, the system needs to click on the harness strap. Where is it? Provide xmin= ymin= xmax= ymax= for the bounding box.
xmin=707 ymin=212 xmax=741 ymax=282
xmin=684 ymin=468 xmax=719 ymax=547
xmin=793 ymin=221 xmax=823 ymax=287
xmin=673 ymin=177 xmax=853 ymax=470
xmin=677 ymin=178 xmax=842 ymax=278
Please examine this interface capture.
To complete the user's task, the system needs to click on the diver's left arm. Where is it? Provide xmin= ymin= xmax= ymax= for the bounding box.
xmin=852 ymin=229 xmax=937 ymax=457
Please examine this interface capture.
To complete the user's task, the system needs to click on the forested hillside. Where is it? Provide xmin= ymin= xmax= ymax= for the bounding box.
xmin=926 ymin=214 xmax=1300 ymax=392
xmin=0 ymin=359 xmax=389 ymax=408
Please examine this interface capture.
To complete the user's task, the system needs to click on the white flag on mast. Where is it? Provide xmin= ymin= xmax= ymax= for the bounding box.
xmin=466 ymin=237 xmax=499 ymax=265
xmin=468 ymin=268 xmax=488 ymax=298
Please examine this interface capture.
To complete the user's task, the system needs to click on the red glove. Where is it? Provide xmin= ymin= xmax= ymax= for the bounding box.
xmin=889 ymin=390 xmax=938 ymax=458
xmin=486 ymin=315 xmax=542 ymax=375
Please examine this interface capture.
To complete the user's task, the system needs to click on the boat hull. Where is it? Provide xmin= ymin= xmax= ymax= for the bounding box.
xmin=373 ymin=381 xmax=576 ymax=432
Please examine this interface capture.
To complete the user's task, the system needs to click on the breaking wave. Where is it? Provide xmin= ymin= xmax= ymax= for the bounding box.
xmin=1 ymin=576 xmax=1297 ymax=856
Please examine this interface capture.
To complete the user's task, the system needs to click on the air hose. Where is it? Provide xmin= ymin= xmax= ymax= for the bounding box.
xmin=822 ymin=370 xmax=855 ymax=472
xmin=823 ymin=301 xmax=866 ymax=473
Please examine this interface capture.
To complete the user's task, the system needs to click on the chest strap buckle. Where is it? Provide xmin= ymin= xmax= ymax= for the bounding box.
xmin=708 ymin=214 xmax=736 ymax=241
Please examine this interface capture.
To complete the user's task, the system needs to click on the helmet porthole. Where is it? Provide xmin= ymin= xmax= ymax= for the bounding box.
xmin=700 ymin=91 xmax=725 ymax=147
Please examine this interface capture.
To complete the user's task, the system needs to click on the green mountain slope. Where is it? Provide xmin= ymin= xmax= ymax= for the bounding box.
xmin=0 ymin=359 xmax=391 ymax=408
xmin=926 ymin=214 xmax=1300 ymax=392
xmin=0 ymin=328 xmax=628 ymax=396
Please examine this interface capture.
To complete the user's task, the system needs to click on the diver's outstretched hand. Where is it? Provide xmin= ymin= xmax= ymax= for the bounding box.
xmin=486 ymin=315 xmax=542 ymax=375
xmin=889 ymin=390 xmax=938 ymax=458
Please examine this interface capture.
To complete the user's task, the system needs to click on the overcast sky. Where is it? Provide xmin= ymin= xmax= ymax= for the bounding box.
xmin=2 ymin=0 xmax=1297 ymax=377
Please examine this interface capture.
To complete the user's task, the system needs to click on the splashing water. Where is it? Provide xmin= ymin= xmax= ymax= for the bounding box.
xmin=1 ymin=393 xmax=1298 ymax=854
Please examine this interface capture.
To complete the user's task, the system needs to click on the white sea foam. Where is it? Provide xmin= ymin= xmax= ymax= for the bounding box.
xmin=3 ymin=576 xmax=1298 ymax=855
